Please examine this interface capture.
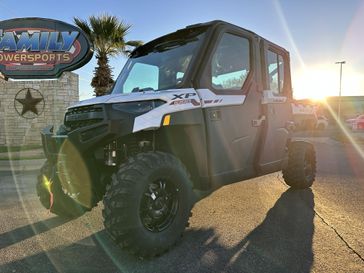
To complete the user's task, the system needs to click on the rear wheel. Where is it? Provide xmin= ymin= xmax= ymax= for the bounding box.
xmin=102 ymin=152 xmax=193 ymax=257
xmin=282 ymin=142 xmax=316 ymax=189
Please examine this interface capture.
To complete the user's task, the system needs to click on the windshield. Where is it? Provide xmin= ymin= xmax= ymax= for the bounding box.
xmin=111 ymin=27 xmax=207 ymax=94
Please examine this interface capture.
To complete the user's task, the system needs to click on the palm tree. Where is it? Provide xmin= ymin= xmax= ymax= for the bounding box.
xmin=74 ymin=15 xmax=142 ymax=96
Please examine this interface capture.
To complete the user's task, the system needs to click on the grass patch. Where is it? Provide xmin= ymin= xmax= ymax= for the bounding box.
xmin=0 ymin=145 xmax=43 ymax=153
xmin=0 ymin=155 xmax=45 ymax=161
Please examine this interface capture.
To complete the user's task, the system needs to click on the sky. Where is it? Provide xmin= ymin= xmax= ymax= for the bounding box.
xmin=0 ymin=0 xmax=363 ymax=100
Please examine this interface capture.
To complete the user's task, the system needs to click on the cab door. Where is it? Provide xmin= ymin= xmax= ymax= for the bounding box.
xmin=257 ymin=42 xmax=293 ymax=174
xmin=196 ymin=27 xmax=262 ymax=186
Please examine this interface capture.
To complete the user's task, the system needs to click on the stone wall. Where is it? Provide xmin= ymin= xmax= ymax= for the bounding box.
xmin=0 ymin=72 xmax=79 ymax=146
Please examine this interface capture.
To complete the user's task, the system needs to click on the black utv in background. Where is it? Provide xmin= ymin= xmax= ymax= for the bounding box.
xmin=38 ymin=20 xmax=316 ymax=257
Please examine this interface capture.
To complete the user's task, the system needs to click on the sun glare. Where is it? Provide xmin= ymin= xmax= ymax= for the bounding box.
xmin=293 ymin=67 xmax=337 ymax=101
xmin=293 ymin=65 xmax=364 ymax=101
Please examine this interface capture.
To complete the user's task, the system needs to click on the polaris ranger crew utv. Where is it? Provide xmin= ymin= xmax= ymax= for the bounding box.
xmin=38 ymin=20 xmax=316 ymax=257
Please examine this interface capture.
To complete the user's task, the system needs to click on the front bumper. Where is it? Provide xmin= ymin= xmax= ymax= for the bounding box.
xmin=41 ymin=125 xmax=67 ymax=160
xmin=41 ymin=122 xmax=112 ymax=161
xmin=41 ymin=121 xmax=132 ymax=163
xmin=41 ymin=103 xmax=145 ymax=161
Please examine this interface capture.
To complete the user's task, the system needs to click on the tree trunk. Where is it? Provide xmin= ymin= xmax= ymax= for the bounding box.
xmin=91 ymin=54 xmax=114 ymax=96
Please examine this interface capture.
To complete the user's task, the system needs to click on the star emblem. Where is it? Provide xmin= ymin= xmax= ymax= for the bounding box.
xmin=14 ymin=88 xmax=45 ymax=119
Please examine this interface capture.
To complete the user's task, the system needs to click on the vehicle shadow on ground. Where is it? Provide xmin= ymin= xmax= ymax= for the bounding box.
xmin=0 ymin=188 xmax=315 ymax=273
xmin=0 ymin=216 xmax=70 ymax=250
xmin=191 ymin=188 xmax=315 ymax=273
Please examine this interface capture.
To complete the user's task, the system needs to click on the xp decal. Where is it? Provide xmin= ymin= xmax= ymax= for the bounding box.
xmin=170 ymin=92 xmax=200 ymax=106
xmin=171 ymin=93 xmax=197 ymax=100
xmin=0 ymin=18 xmax=93 ymax=79
xmin=132 ymin=88 xmax=246 ymax=132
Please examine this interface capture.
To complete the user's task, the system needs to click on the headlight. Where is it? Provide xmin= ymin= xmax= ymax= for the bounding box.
xmin=111 ymin=100 xmax=165 ymax=114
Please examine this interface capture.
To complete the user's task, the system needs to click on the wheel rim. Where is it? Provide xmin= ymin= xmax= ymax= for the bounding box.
xmin=304 ymin=152 xmax=314 ymax=182
xmin=139 ymin=179 xmax=179 ymax=232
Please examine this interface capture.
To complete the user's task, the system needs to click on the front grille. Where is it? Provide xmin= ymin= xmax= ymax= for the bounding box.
xmin=64 ymin=105 xmax=104 ymax=131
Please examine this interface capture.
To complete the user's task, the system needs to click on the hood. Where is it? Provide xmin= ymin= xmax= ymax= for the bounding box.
xmin=68 ymin=89 xmax=195 ymax=109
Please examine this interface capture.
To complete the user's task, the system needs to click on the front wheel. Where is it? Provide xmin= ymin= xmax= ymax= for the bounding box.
xmin=102 ymin=152 xmax=194 ymax=257
xmin=282 ymin=141 xmax=316 ymax=189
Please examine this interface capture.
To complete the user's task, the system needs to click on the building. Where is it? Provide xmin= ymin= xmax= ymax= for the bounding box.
xmin=295 ymin=96 xmax=364 ymax=125
xmin=0 ymin=72 xmax=79 ymax=146
xmin=323 ymin=96 xmax=364 ymax=121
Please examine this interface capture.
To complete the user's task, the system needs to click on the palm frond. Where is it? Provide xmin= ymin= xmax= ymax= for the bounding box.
xmin=74 ymin=14 xmax=143 ymax=96
xmin=73 ymin=17 xmax=93 ymax=41
xmin=125 ymin=40 xmax=144 ymax=47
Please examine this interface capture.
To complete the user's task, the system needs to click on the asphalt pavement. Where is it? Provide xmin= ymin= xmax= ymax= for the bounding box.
xmin=0 ymin=138 xmax=363 ymax=273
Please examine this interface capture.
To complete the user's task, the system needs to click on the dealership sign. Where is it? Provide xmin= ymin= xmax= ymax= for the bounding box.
xmin=0 ymin=18 xmax=93 ymax=79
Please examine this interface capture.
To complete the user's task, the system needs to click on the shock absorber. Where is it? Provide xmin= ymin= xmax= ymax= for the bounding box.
xmin=104 ymin=140 xmax=118 ymax=166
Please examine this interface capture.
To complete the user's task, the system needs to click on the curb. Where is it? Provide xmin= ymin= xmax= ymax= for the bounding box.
xmin=0 ymin=159 xmax=46 ymax=172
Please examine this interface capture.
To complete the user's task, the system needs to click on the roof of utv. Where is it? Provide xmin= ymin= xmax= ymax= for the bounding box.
xmin=131 ymin=20 xmax=289 ymax=57
xmin=185 ymin=20 xmax=258 ymax=36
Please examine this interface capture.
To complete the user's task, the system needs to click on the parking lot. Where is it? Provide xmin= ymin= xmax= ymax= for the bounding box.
xmin=0 ymin=137 xmax=363 ymax=273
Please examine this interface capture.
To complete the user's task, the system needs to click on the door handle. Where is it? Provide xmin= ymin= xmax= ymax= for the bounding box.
xmin=252 ymin=115 xmax=266 ymax=127
xmin=209 ymin=110 xmax=221 ymax=121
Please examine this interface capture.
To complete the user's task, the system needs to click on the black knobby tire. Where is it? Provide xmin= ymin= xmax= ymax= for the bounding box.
xmin=102 ymin=152 xmax=194 ymax=257
xmin=36 ymin=161 xmax=92 ymax=218
xmin=282 ymin=141 xmax=316 ymax=189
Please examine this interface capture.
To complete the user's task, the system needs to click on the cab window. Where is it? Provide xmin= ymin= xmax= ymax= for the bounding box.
xmin=211 ymin=33 xmax=250 ymax=90
xmin=267 ymin=50 xmax=285 ymax=94
xmin=123 ymin=63 xmax=159 ymax=92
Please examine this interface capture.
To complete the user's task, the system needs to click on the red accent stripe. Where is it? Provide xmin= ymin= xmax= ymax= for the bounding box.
xmin=49 ymin=183 xmax=54 ymax=211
